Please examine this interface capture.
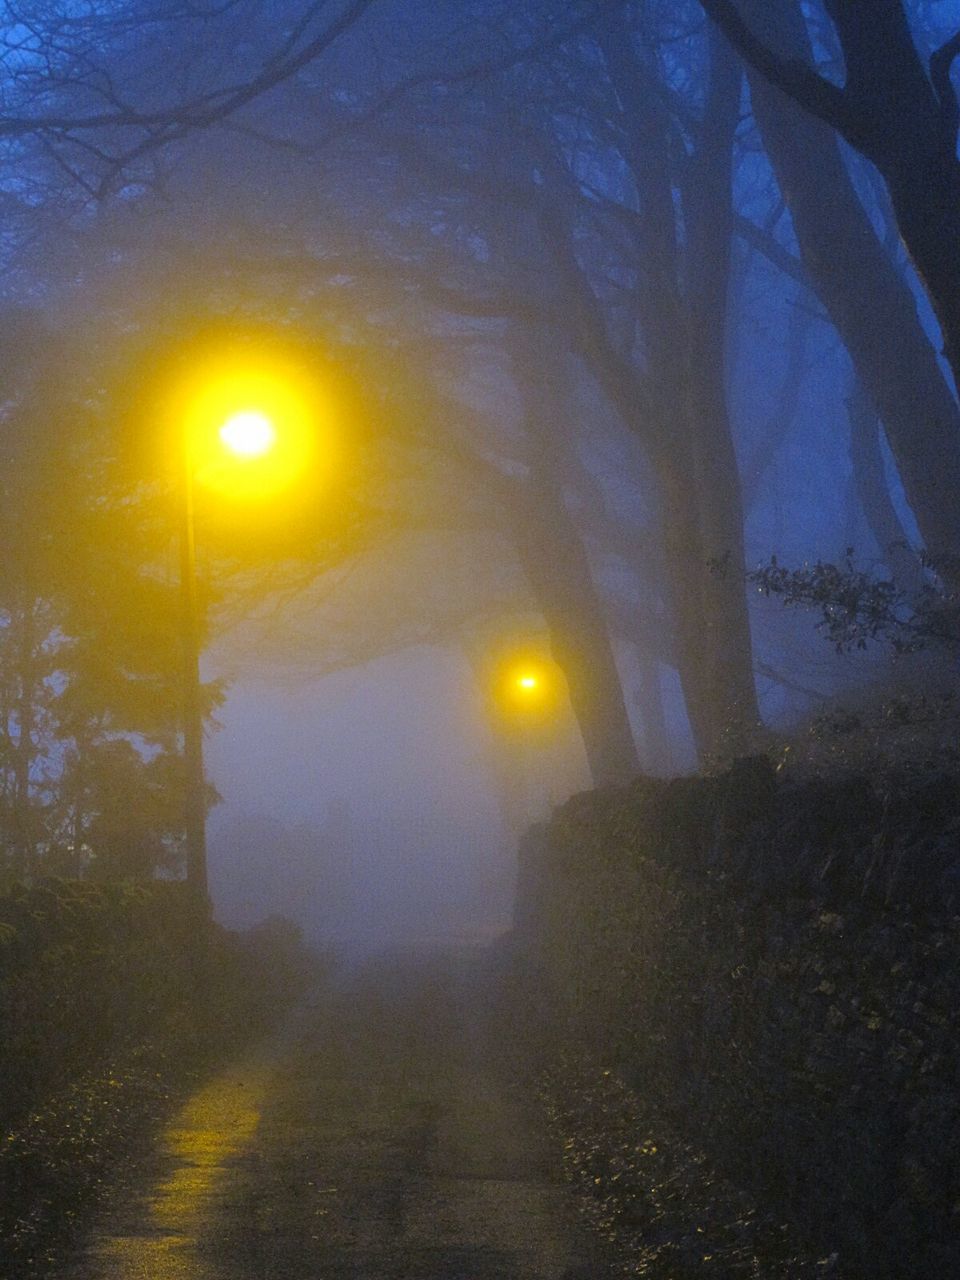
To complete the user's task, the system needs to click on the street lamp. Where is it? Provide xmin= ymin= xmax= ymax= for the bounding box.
xmin=176 ymin=354 xmax=320 ymax=902
xmin=178 ymin=406 xmax=283 ymax=901
xmin=497 ymin=657 xmax=558 ymax=721
xmin=482 ymin=648 xmax=567 ymax=839
xmin=219 ymin=411 xmax=276 ymax=457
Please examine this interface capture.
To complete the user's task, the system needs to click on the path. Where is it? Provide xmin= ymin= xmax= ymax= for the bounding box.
xmin=61 ymin=947 xmax=611 ymax=1280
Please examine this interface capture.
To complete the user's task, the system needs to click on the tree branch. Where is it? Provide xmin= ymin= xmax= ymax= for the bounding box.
xmin=698 ymin=0 xmax=856 ymax=140
xmin=732 ymin=211 xmax=808 ymax=287
xmin=0 ymin=0 xmax=380 ymax=139
xmin=930 ymin=27 xmax=960 ymax=152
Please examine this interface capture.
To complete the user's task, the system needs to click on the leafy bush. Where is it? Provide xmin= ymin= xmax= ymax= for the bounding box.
xmin=511 ymin=762 xmax=960 ymax=1277
xmin=772 ymin=683 xmax=960 ymax=787
xmin=748 ymin=551 xmax=960 ymax=656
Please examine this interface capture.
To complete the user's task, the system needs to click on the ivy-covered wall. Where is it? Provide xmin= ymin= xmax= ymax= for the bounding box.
xmin=511 ymin=760 xmax=960 ymax=1277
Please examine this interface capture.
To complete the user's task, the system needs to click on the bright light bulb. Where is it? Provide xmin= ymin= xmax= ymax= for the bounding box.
xmin=518 ymin=675 xmax=538 ymax=690
xmin=219 ymin=410 xmax=276 ymax=458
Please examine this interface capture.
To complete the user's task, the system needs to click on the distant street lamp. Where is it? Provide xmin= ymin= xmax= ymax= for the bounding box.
xmin=483 ymin=648 xmax=567 ymax=837
xmin=497 ymin=657 xmax=558 ymax=721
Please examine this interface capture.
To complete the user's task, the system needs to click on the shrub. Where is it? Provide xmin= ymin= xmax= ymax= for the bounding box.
xmin=511 ymin=762 xmax=960 ymax=1277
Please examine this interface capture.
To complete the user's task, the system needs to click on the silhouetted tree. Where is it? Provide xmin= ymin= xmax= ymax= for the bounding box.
xmin=701 ymin=0 xmax=960 ymax=583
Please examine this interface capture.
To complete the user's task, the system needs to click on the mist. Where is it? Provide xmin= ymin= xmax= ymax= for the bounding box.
xmin=0 ymin=0 xmax=955 ymax=945
xmin=4 ymin=2 xmax=960 ymax=1275
xmin=205 ymin=651 xmax=517 ymax=949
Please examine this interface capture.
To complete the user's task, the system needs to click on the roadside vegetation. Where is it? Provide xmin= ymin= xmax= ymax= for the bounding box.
xmin=509 ymin=754 xmax=960 ymax=1277
xmin=0 ymin=882 xmax=316 ymax=1275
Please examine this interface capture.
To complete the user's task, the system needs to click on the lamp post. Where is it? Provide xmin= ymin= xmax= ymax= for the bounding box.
xmin=177 ymin=404 xmax=282 ymax=903
xmin=179 ymin=432 xmax=208 ymax=901
xmin=171 ymin=338 xmax=321 ymax=901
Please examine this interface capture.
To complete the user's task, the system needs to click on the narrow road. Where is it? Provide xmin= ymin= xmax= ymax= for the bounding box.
xmin=62 ymin=948 xmax=611 ymax=1280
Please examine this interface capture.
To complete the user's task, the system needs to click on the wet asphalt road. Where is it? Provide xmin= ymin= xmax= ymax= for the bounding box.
xmin=61 ymin=948 xmax=613 ymax=1280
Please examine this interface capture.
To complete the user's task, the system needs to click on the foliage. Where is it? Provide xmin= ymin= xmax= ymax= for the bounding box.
xmin=773 ymin=685 xmax=960 ymax=785
xmin=0 ymin=879 xmax=201 ymax=1128
xmin=0 ymin=318 xmax=227 ymax=882
xmin=748 ymin=552 xmax=960 ymax=655
xmin=537 ymin=1051 xmax=836 ymax=1277
xmin=510 ymin=762 xmax=960 ymax=1277
xmin=0 ymin=878 xmax=318 ymax=1272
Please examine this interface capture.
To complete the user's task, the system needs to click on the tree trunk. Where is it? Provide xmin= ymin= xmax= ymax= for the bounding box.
xmin=512 ymin=490 xmax=640 ymax=789
xmin=594 ymin=17 xmax=761 ymax=764
xmin=741 ymin=298 xmax=810 ymax=512
xmin=508 ymin=325 xmax=640 ymax=789
xmin=733 ymin=0 xmax=960 ymax=586
xmin=883 ymin=150 xmax=960 ymax=402
xmin=821 ymin=0 xmax=960 ymax=394
xmin=633 ymin=648 xmax=671 ymax=773
xmin=655 ymin=460 xmax=721 ymax=763
xmin=682 ymin=27 xmax=761 ymax=758
xmin=846 ymin=376 xmax=923 ymax=595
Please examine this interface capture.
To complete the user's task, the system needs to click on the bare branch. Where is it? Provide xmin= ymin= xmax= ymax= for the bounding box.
xmin=698 ymin=0 xmax=856 ymax=141
xmin=732 ymin=212 xmax=808 ymax=287
xmin=0 ymin=0 xmax=380 ymax=140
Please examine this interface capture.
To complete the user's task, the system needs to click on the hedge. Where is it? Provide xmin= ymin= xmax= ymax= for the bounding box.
xmin=510 ymin=760 xmax=960 ymax=1277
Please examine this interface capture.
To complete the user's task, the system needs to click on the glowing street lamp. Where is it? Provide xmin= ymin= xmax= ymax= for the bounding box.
xmin=219 ymin=410 xmax=276 ymax=457
xmin=176 ymin=355 xmax=320 ymax=902
xmin=483 ymin=649 xmax=568 ymax=837
xmin=179 ymin=405 xmax=282 ymax=901
xmin=493 ymin=655 xmax=561 ymax=724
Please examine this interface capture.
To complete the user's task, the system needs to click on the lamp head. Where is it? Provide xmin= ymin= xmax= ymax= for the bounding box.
xmin=219 ymin=410 xmax=276 ymax=459
xmin=181 ymin=355 xmax=323 ymax=502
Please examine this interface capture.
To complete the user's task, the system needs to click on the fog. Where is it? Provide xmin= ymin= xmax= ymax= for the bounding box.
xmin=205 ymin=652 xmax=517 ymax=949
xmin=0 ymin=0 xmax=955 ymax=952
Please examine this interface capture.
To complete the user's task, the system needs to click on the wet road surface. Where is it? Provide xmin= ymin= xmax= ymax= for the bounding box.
xmin=62 ymin=948 xmax=612 ymax=1279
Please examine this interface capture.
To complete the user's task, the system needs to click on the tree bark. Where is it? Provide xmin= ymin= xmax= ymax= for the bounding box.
xmin=846 ymin=376 xmax=923 ymax=595
xmin=683 ymin=27 xmax=761 ymax=758
xmin=511 ymin=483 xmax=640 ymax=788
xmin=706 ymin=0 xmax=960 ymax=585
xmin=509 ymin=327 xmax=641 ymax=789
xmin=820 ymin=0 xmax=960 ymax=384
xmin=596 ymin=18 xmax=760 ymax=762
xmin=633 ymin=647 xmax=672 ymax=773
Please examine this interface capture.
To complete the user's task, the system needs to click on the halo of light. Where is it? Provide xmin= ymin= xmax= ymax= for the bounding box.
xmin=489 ymin=652 xmax=566 ymax=730
xmin=180 ymin=352 xmax=330 ymax=503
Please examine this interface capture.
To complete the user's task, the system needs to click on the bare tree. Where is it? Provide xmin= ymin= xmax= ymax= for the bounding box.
xmin=700 ymin=0 xmax=960 ymax=588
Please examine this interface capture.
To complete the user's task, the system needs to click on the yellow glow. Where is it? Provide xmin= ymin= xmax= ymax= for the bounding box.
xmin=88 ymin=1053 xmax=271 ymax=1276
xmin=180 ymin=352 xmax=328 ymax=503
xmin=490 ymin=651 xmax=566 ymax=729
xmin=219 ymin=410 xmax=276 ymax=458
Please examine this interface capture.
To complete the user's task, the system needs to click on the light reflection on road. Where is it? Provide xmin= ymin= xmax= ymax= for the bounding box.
xmin=85 ymin=1052 xmax=272 ymax=1279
